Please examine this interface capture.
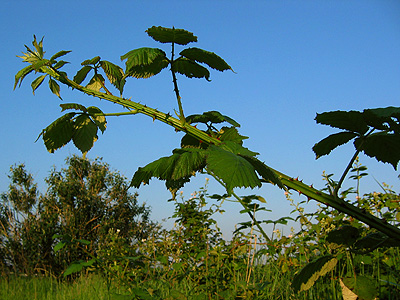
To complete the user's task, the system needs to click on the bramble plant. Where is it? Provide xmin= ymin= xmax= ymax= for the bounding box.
xmin=13 ymin=26 xmax=400 ymax=298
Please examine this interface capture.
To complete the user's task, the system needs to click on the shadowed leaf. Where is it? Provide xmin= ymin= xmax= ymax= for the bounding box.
xmin=180 ymin=47 xmax=233 ymax=72
xmin=146 ymin=26 xmax=197 ymax=45
xmin=313 ymin=132 xmax=358 ymax=158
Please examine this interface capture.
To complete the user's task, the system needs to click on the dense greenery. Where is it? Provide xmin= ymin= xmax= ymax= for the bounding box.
xmin=0 ymin=155 xmax=156 ymax=275
xmin=10 ymin=26 xmax=400 ymax=298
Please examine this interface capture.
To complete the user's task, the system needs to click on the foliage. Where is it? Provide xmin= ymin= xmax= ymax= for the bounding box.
xmin=0 ymin=155 xmax=156 ymax=275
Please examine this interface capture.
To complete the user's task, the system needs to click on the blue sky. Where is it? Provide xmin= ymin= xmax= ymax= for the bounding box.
xmin=1 ymin=1 xmax=400 ymax=238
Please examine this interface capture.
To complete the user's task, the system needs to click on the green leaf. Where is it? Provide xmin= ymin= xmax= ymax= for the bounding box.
xmin=60 ymin=103 xmax=88 ymax=113
xmin=326 ymin=225 xmax=360 ymax=249
xmin=292 ymin=255 xmax=338 ymax=292
xmin=49 ymin=78 xmax=61 ymax=99
xmin=363 ymin=106 xmax=400 ymax=132
xmin=53 ymin=60 xmax=69 ymax=70
xmin=173 ymin=58 xmax=210 ymax=80
xmin=53 ymin=241 xmax=66 ymax=252
xmin=87 ymin=106 xmax=107 ymax=133
xmin=219 ymin=141 xmax=259 ymax=157
xmin=356 ymin=132 xmax=400 ymax=170
xmin=31 ymin=75 xmax=47 ymax=95
xmin=81 ymin=56 xmax=101 ymax=66
xmin=121 ymin=47 xmax=168 ymax=78
xmin=100 ymin=60 xmax=125 ymax=94
xmin=342 ymin=275 xmax=378 ymax=300
xmin=50 ymin=50 xmax=71 ymax=61
xmin=42 ymin=113 xmax=75 ymax=153
xmin=316 ymin=110 xmax=369 ymax=134
xmin=63 ymin=261 xmax=84 ymax=277
xmin=146 ymin=26 xmax=197 ymax=45
xmin=180 ymin=47 xmax=233 ymax=72
xmin=313 ymin=132 xmax=358 ymax=158
xmin=186 ymin=111 xmax=240 ymax=127
xmin=219 ymin=127 xmax=247 ymax=144
xmin=206 ymin=145 xmax=261 ymax=193
xmin=72 ymin=115 xmax=98 ymax=154
xmin=14 ymin=65 xmax=34 ymax=89
xmin=86 ymin=74 xmax=105 ymax=92
xmin=240 ymin=155 xmax=284 ymax=188
xmin=73 ymin=66 xmax=92 ymax=84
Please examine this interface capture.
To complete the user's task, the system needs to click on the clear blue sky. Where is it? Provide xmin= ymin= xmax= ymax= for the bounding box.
xmin=1 ymin=1 xmax=400 ymax=238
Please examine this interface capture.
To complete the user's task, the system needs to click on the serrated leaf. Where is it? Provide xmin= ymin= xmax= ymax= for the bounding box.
xmin=342 ymin=276 xmax=378 ymax=300
xmin=186 ymin=111 xmax=240 ymax=127
xmin=219 ymin=127 xmax=247 ymax=144
xmin=292 ymin=255 xmax=338 ymax=292
xmin=363 ymin=106 xmax=400 ymax=132
xmin=316 ymin=111 xmax=369 ymax=134
xmin=72 ymin=115 xmax=98 ymax=154
xmin=86 ymin=74 xmax=105 ymax=92
xmin=31 ymin=75 xmax=47 ymax=95
xmin=81 ymin=56 xmax=101 ymax=66
xmin=87 ymin=106 xmax=107 ymax=133
xmin=60 ymin=103 xmax=87 ymax=113
xmin=326 ymin=225 xmax=359 ymax=249
xmin=53 ymin=60 xmax=69 ymax=70
xmin=313 ymin=132 xmax=358 ymax=158
xmin=173 ymin=58 xmax=210 ymax=80
xmin=146 ymin=26 xmax=197 ymax=45
xmin=42 ymin=113 xmax=75 ymax=153
xmin=49 ymin=78 xmax=61 ymax=99
xmin=121 ymin=47 xmax=168 ymax=78
xmin=50 ymin=50 xmax=71 ymax=61
xmin=73 ymin=66 xmax=92 ymax=84
xmin=14 ymin=65 xmax=34 ymax=89
xmin=240 ymin=155 xmax=284 ymax=188
xmin=206 ymin=145 xmax=261 ymax=193
xmin=219 ymin=141 xmax=259 ymax=157
xmin=356 ymin=132 xmax=400 ymax=170
xmin=180 ymin=47 xmax=233 ymax=72
xmin=100 ymin=60 xmax=125 ymax=94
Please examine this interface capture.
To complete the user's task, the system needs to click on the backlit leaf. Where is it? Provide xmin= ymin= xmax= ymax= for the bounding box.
xmin=48 ymin=78 xmax=61 ymax=99
xmin=316 ymin=111 xmax=369 ymax=134
xmin=180 ymin=47 xmax=233 ymax=71
xmin=86 ymin=74 xmax=105 ymax=92
xmin=87 ymin=106 xmax=107 ymax=133
xmin=72 ymin=115 xmax=98 ymax=154
xmin=240 ymin=155 xmax=284 ymax=188
xmin=42 ymin=113 xmax=75 ymax=153
xmin=14 ymin=65 xmax=34 ymax=89
xmin=363 ymin=106 xmax=400 ymax=133
xmin=292 ymin=255 xmax=338 ymax=292
xmin=60 ymin=103 xmax=87 ymax=113
xmin=31 ymin=75 xmax=47 ymax=94
xmin=313 ymin=132 xmax=358 ymax=158
xmin=81 ymin=56 xmax=101 ymax=66
xmin=173 ymin=58 xmax=210 ymax=80
xmin=146 ymin=26 xmax=197 ymax=45
xmin=73 ymin=66 xmax=92 ymax=84
xmin=50 ymin=50 xmax=71 ymax=61
xmin=100 ymin=60 xmax=125 ymax=93
xmin=342 ymin=275 xmax=378 ymax=300
xmin=121 ymin=47 xmax=168 ymax=78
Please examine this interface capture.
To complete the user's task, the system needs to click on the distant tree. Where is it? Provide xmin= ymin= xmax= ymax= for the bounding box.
xmin=0 ymin=155 xmax=157 ymax=275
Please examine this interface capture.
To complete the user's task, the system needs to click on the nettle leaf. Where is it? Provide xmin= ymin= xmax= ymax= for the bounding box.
xmin=87 ymin=106 xmax=107 ymax=133
xmin=173 ymin=58 xmax=210 ymax=80
xmin=121 ymin=47 xmax=168 ymax=78
xmin=292 ymin=255 xmax=338 ymax=292
xmin=146 ymin=26 xmax=197 ymax=45
xmin=42 ymin=113 xmax=75 ymax=153
xmin=72 ymin=114 xmax=98 ymax=153
xmin=186 ymin=111 xmax=240 ymax=127
xmin=206 ymin=145 xmax=261 ymax=193
xmin=313 ymin=132 xmax=358 ymax=159
xmin=31 ymin=75 xmax=47 ymax=95
xmin=131 ymin=148 xmax=207 ymax=189
xmin=73 ymin=66 xmax=92 ymax=84
xmin=356 ymin=132 xmax=400 ymax=170
xmin=86 ymin=74 xmax=105 ymax=92
xmin=180 ymin=47 xmax=233 ymax=72
xmin=342 ymin=275 xmax=378 ymax=300
xmin=48 ymin=78 xmax=61 ymax=99
xmin=60 ymin=103 xmax=88 ymax=113
xmin=100 ymin=60 xmax=125 ymax=94
xmin=240 ymin=155 xmax=284 ymax=188
xmin=316 ymin=110 xmax=369 ymax=134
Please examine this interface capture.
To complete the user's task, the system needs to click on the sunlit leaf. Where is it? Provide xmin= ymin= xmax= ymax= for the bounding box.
xmin=42 ymin=113 xmax=75 ymax=153
xmin=316 ymin=110 xmax=369 ymax=134
xmin=219 ymin=127 xmax=247 ymax=144
xmin=48 ymin=78 xmax=61 ymax=99
xmin=342 ymin=276 xmax=378 ymax=300
xmin=60 ymin=103 xmax=88 ymax=113
xmin=87 ymin=106 xmax=107 ymax=133
xmin=100 ymin=60 xmax=125 ymax=94
xmin=146 ymin=26 xmax=197 ymax=45
xmin=14 ymin=65 xmax=34 ymax=89
xmin=53 ymin=60 xmax=69 ymax=70
xmin=73 ymin=66 xmax=92 ymax=84
xmin=292 ymin=255 xmax=338 ymax=292
xmin=72 ymin=115 xmax=98 ymax=154
xmin=173 ymin=58 xmax=210 ymax=80
xmin=50 ymin=50 xmax=71 ymax=61
xmin=313 ymin=132 xmax=358 ymax=158
xmin=180 ymin=47 xmax=233 ymax=72
xmin=86 ymin=74 xmax=105 ymax=92
xmin=206 ymin=145 xmax=261 ymax=193
xmin=31 ymin=75 xmax=47 ymax=95
xmin=81 ymin=56 xmax=101 ymax=66
xmin=121 ymin=47 xmax=168 ymax=78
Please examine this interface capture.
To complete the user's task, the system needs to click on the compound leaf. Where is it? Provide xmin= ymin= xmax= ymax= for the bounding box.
xmin=146 ymin=26 xmax=197 ymax=45
xmin=313 ymin=132 xmax=358 ymax=158
xmin=180 ymin=47 xmax=233 ymax=72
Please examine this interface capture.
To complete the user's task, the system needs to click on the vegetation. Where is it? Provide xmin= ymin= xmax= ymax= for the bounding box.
xmin=5 ymin=25 xmax=400 ymax=299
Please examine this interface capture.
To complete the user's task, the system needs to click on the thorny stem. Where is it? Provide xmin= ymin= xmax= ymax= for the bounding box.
xmin=170 ymin=42 xmax=186 ymax=123
xmin=41 ymin=66 xmax=400 ymax=241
